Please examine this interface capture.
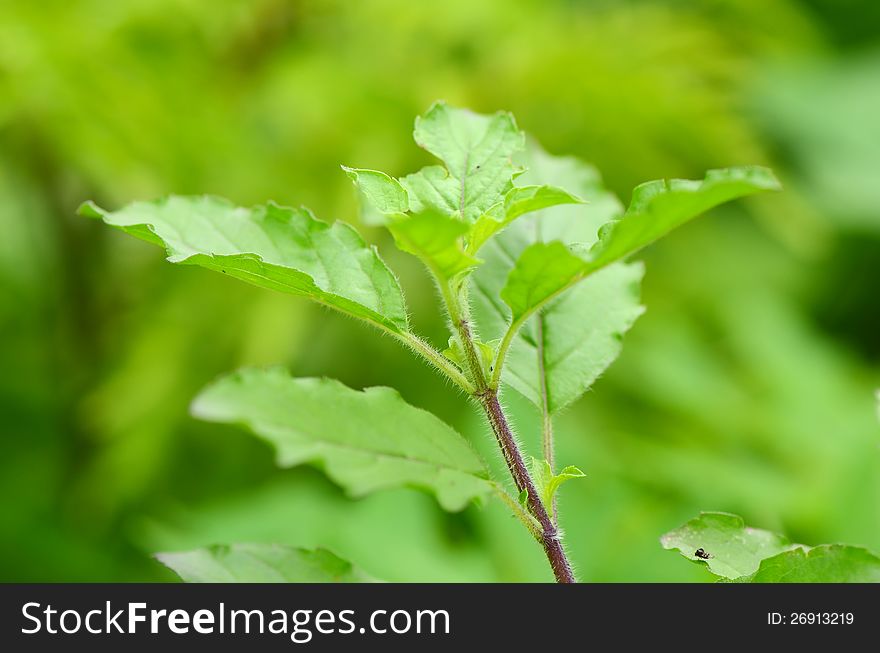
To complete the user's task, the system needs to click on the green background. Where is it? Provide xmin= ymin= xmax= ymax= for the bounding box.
xmin=1 ymin=0 xmax=878 ymax=582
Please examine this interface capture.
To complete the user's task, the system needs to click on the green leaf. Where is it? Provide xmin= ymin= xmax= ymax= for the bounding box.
xmin=586 ymin=166 xmax=781 ymax=273
xmin=411 ymin=102 xmax=524 ymax=222
xmin=468 ymin=184 xmax=584 ymax=254
xmin=663 ymin=512 xmax=880 ymax=583
xmin=488 ymin=165 xmax=778 ymax=413
xmin=501 ymin=241 xmax=590 ymax=323
xmin=191 ymin=368 xmax=491 ymax=511
xmin=442 ymin=335 xmax=495 ymax=384
xmin=505 ymin=263 xmax=644 ymax=412
xmin=399 ymin=166 xmax=460 ymax=217
xmin=157 ymin=543 xmax=376 ymax=583
xmin=741 ymin=545 xmax=880 ymax=583
xmin=388 ymin=210 xmax=480 ymax=280
xmin=471 ymin=143 xmax=644 ymax=413
xmin=661 ymin=512 xmax=798 ymax=580
xmin=529 ymin=457 xmax=585 ymax=512
xmin=500 ymin=167 xmax=781 ymax=325
xmin=342 ymin=166 xmax=409 ymax=220
xmin=511 ymin=141 xmax=626 ymax=245
xmin=80 ymin=196 xmax=409 ymax=334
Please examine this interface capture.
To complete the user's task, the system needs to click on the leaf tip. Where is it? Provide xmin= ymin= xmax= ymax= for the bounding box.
xmin=561 ymin=465 xmax=586 ymax=478
xmin=77 ymin=200 xmax=105 ymax=219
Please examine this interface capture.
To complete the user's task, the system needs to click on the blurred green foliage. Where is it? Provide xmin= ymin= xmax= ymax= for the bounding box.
xmin=1 ymin=0 xmax=878 ymax=582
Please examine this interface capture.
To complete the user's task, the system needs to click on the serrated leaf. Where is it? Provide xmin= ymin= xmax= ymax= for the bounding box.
xmin=411 ymin=102 xmax=524 ymax=222
xmin=157 ymin=543 xmax=376 ymax=583
xmin=663 ymin=512 xmax=880 ymax=583
xmin=399 ymin=166 xmax=460 ymax=217
xmin=387 ymin=210 xmax=479 ymax=280
xmin=468 ymin=184 xmax=584 ymax=254
xmin=80 ymin=196 xmax=409 ymax=334
xmin=660 ymin=512 xmax=797 ymax=579
xmin=191 ymin=368 xmax=491 ymax=511
xmin=742 ymin=545 xmax=880 ymax=583
xmin=342 ymin=166 xmax=409 ymax=221
xmin=529 ymin=457 xmax=585 ymax=512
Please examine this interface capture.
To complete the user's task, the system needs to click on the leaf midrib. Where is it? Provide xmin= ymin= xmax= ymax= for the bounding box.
xmin=244 ymin=417 xmax=487 ymax=478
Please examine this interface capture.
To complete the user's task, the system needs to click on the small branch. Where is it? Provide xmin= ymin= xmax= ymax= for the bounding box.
xmin=456 ymin=316 xmax=489 ymax=389
xmin=491 ymin=482 xmax=541 ymax=541
xmin=535 ymin=313 xmax=558 ymax=523
xmin=396 ymin=332 xmax=475 ymax=394
xmin=488 ymin=315 xmax=523 ymax=389
xmin=439 ymin=276 xmax=575 ymax=582
xmin=490 ymin=271 xmax=591 ymax=389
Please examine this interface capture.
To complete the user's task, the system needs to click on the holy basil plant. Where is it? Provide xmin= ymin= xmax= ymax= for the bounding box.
xmin=82 ymin=102 xmax=782 ymax=583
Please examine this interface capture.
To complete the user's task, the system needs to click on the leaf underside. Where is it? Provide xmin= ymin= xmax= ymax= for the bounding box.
xmin=191 ymin=367 xmax=491 ymax=511
xmin=157 ymin=543 xmax=376 ymax=583
xmin=79 ymin=196 xmax=409 ymax=334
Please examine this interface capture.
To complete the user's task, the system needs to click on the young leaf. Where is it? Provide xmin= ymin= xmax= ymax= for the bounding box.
xmin=191 ymin=368 xmax=492 ymax=511
xmin=411 ymin=102 xmax=525 ymax=222
xmin=501 ymin=241 xmax=591 ymax=323
xmin=586 ymin=166 xmax=781 ymax=273
xmin=157 ymin=543 xmax=376 ymax=583
xmin=399 ymin=166 xmax=461 ymax=217
xmin=468 ymin=184 xmax=585 ymax=254
xmin=347 ymin=108 xmax=581 ymax=281
xmin=442 ymin=336 xmax=495 ymax=383
xmin=341 ymin=166 xmax=409 ymax=216
xmin=500 ymin=185 xmax=585 ymax=228
xmin=504 ymin=263 xmax=644 ymax=412
xmin=660 ymin=512 xmax=798 ymax=580
xmin=388 ymin=210 xmax=480 ymax=280
xmin=529 ymin=457 xmax=585 ymax=512
xmin=741 ymin=545 xmax=880 ymax=583
xmin=79 ymin=196 xmax=409 ymax=334
xmin=499 ymin=166 xmax=781 ymax=327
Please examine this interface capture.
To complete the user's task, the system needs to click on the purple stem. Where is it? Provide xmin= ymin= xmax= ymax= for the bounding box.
xmin=479 ymin=391 xmax=576 ymax=583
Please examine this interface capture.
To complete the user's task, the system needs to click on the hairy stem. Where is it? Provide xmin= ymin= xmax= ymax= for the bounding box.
xmin=441 ymin=280 xmax=575 ymax=582
xmin=535 ymin=314 xmax=558 ymax=523
xmin=396 ymin=331 xmax=474 ymax=394
xmin=479 ymin=391 xmax=575 ymax=583
xmin=491 ymin=482 xmax=541 ymax=541
xmin=488 ymin=315 xmax=522 ymax=389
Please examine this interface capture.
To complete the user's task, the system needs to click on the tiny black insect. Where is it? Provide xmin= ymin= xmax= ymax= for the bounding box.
xmin=694 ymin=548 xmax=711 ymax=559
